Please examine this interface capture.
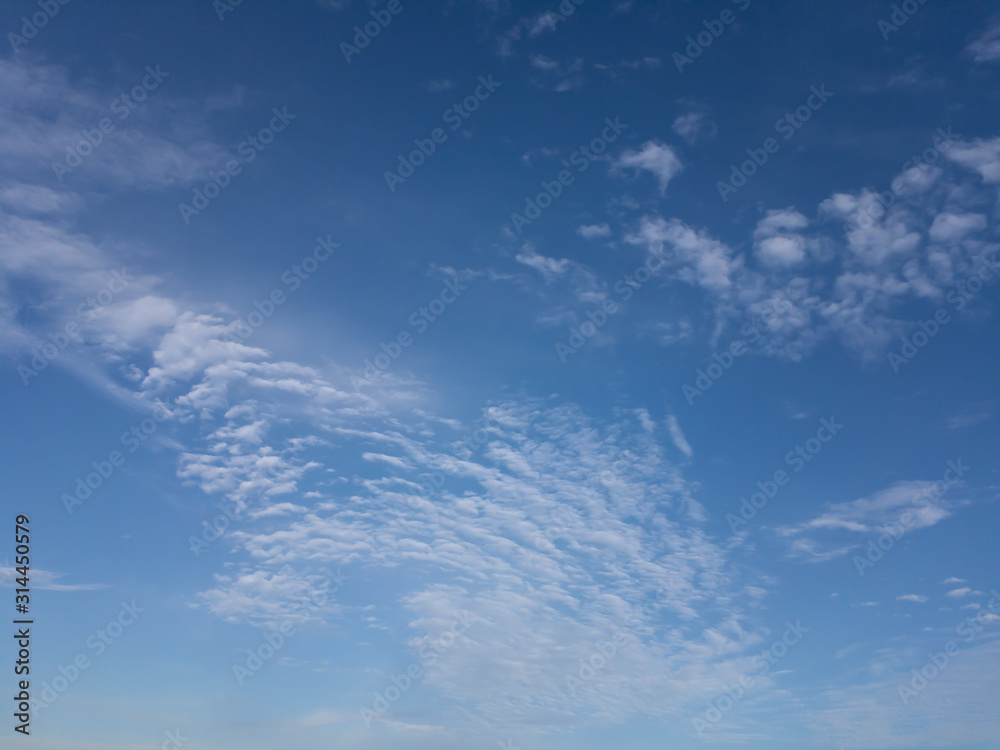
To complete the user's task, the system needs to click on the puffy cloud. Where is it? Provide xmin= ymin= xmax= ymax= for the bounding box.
xmin=928 ymin=212 xmax=988 ymax=244
xmin=626 ymin=216 xmax=739 ymax=292
xmin=577 ymin=223 xmax=611 ymax=240
xmin=614 ymin=141 xmax=684 ymax=195
xmin=946 ymin=138 xmax=1000 ymax=184
xmin=753 ymin=209 xmax=810 ymax=267
xmin=515 ymin=246 xmax=570 ymax=281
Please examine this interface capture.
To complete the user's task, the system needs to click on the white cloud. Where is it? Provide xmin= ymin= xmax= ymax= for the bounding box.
xmin=944 ymin=577 xmax=967 ymax=584
xmin=897 ymin=594 xmax=928 ymax=603
xmin=0 ymin=213 xmax=745 ymax=727
xmin=665 ymin=414 xmax=693 ymax=458
xmin=529 ymin=55 xmax=585 ymax=91
xmin=946 ymin=587 xmax=973 ymax=598
xmin=0 ymin=568 xmax=107 ymax=591
xmin=199 ymin=565 xmax=342 ymax=628
xmin=576 ymin=223 xmax=611 ymax=240
xmin=756 ymin=208 xmax=810 ymax=236
xmin=0 ymin=59 xmax=228 ymax=191
xmin=753 ymin=209 xmax=811 ymax=267
xmin=515 ymin=246 xmax=570 ymax=281
xmin=425 ymin=79 xmax=454 ymax=93
xmin=625 ymin=216 xmax=739 ymax=292
xmin=671 ymin=111 xmax=717 ymax=145
xmin=778 ymin=481 xmax=953 ymax=562
xmin=947 ymin=402 xmax=996 ymax=430
xmin=614 ymin=57 xmax=663 ymax=71
xmin=527 ymin=10 xmax=561 ymax=36
xmin=808 ymin=638 xmax=1000 ymax=747
xmin=614 ymin=141 xmax=683 ymax=195
xmin=967 ymin=21 xmax=1000 ymax=63
xmin=651 ymin=318 xmax=693 ymax=346
xmin=928 ymin=212 xmax=988 ymax=244
xmin=756 ymin=236 xmax=807 ymax=266
xmin=946 ymin=137 xmax=1000 ymax=183
xmin=184 ymin=396 xmax=771 ymax=728
xmin=0 ymin=183 xmax=81 ymax=215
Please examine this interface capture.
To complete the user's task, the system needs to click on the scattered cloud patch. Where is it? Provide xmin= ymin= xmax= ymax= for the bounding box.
xmin=614 ymin=141 xmax=683 ymax=195
xmin=577 ymin=223 xmax=611 ymax=240
xmin=672 ymin=111 xmax=717 ymax=145
xmin=967 ymin=21 xmax=1000 ymax=63
xmin=665 ymin=414 xmax=693 ymax=458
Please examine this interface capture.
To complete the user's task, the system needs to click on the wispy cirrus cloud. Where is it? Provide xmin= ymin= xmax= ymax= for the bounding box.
xmin=0 ymin=567 xmax=108 ymax=591
xmin=777 ymin=481 xmax=953 ymax=562
xmin=967 ymin=21 xmax=1000 ymax=63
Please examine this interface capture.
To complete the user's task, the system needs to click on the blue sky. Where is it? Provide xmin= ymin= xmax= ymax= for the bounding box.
xmin=1 ymin=0 xmax=999 ymax=748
